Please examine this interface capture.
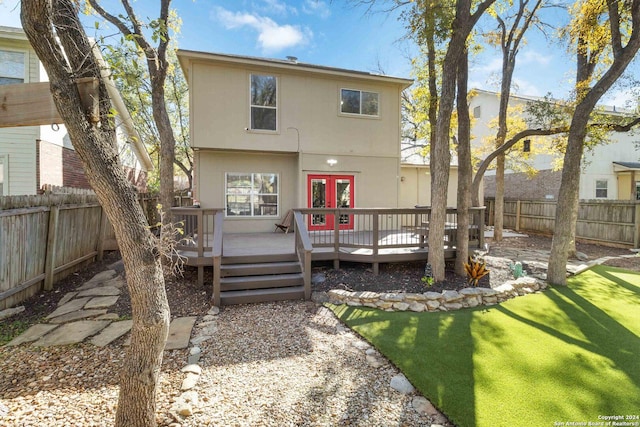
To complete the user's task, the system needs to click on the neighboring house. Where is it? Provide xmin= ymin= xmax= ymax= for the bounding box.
xmin=469 ymin=89 xmax=640 ymax=201
xmin=400 ymin=150 xmax=481 ymax=208
xmin=178 ymin=50 xmax=414 ymax=233
xmin=0 ymin=26 xmax=152 ymax=196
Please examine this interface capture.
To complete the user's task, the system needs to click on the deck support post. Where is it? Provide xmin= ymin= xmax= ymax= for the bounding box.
xmin=372 ymin=213 xmax=379 ymax=275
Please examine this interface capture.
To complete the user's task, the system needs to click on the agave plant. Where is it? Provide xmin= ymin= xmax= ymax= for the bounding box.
xmin=464 ymin=256 xmax=490 ymax=286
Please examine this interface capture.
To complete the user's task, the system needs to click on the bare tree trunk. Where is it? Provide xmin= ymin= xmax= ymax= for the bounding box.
xmin=455 ymin=49 xmax=472 ymax=276
xmin=21 ymin=2 xmax=170 ymax=426
xmin=547 ymin=116 xmax=587 ymax=284
xmin=493 ymin=153 xmax=505 ymax=240
xmin=428 ymin=0 xmax=495 ymax=281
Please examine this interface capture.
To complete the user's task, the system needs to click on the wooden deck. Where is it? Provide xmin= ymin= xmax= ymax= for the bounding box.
xmin=172 ymin=207 xmax=486 ymax=305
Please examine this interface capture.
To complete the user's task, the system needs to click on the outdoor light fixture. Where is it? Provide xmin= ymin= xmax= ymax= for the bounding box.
xmin=327 ymin=159 xmax=338 ymax=166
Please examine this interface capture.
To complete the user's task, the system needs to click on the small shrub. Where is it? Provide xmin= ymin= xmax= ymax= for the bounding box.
xmin=421 ymin=275 xmax=434 ymax=287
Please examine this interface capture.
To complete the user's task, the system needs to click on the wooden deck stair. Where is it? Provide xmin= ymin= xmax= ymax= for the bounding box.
xmin=219 ymin=253 xmax=305 ymax=305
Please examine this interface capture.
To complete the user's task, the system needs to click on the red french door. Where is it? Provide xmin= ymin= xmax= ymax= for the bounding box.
xmin=307 ymin=174 xmax=354 ymax=230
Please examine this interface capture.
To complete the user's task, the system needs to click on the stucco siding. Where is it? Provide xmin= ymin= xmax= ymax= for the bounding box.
xmin=300 ymin=153 xmax=399 ymax=209
xmin=196 ymin=150 xmax=298 ymax=233
xmin=399 ymin=166 xmax=462 ymax=208
xmin=189 ymin=61 xmax=402 ymax=158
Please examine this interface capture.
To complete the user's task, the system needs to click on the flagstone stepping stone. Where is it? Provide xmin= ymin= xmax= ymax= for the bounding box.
xmin=85 ymin=270 xmax=117 ymax=285
xmin=6 ymin=324 xmax=59 ymax=346
xmin=90 ymin=320 xmax=133 ymax=347
xmin=165 ymin=317 xmax=197 ymax=350
xmin=96 ymin=313 xmax=121 ymax=320
xmin=77 ymin=286 xmax=121 ymax=298
xmin=84 ymin=296 xmax=119 ymax=310
xmin=46 ymin=297 xmax=91 ymax=319
xmin=57 ymin=292 xmax=78 ymax=306
xmin=48 ymin=309 xmax=108 ymax=324
xmin=77 ymin=275 xmax=125 ymax=291
xmin=32 ymin=320 xmax=111 ymax=347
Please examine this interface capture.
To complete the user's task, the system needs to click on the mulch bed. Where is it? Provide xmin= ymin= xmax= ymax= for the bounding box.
xmin=2 ymin=232 xmax=637 ymax=345
xmin=311 ymin=260 xmax=481 ymax=294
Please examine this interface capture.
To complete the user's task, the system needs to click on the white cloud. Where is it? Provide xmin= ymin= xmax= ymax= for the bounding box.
xmin=302 ymin=0 xmax=331 ymax=19
xmin=471 ymin=56 xmax=503 ymax=75
xmin=510 ymin=78 xmax=544 ymax=97
xmin=519 ymin=50 xmax=552 ymax=66
xmin=255 ymin=0 xmax=298 ymax=17
xmin=213 ymin=6 xmax=311 ymax=53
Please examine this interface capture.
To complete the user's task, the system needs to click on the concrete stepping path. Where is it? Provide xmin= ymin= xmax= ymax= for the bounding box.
xmin=5 ymin=267 xmax=197 ymax=349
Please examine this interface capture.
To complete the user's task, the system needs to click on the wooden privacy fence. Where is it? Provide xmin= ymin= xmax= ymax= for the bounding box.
xmin=0 ymin=192 xmax=194 ymax=309
xmin=485 ymin=198 xmax=640 ymax=248
xmin=0 ymin=194 xmax=119 ymax=310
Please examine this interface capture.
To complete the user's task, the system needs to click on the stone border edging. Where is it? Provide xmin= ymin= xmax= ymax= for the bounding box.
xmin=326 ymin=276 xmax=547 ymax=312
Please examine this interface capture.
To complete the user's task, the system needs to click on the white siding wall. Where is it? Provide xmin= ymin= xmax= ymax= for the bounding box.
xmin=0 ymin=34 xmax=40 ymax=195
xmin=469 ymin=90 xmax=640 ymax=200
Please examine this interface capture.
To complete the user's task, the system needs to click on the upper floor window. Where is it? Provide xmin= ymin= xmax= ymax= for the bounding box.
xmin=340 ymin=88 xmax=379 ymax=116
xmin=473 ymin=106 xmax=481 ymax=118
xmin=523 ymin=139 xmax=531 ymax=153
xmin=635 ymin=181 xmax=640 ymax=201
xmin=0 ymin=50 xmax=25 ymax=85
xmin=250 ymin=74 xmax=277 ymax=131
xmin=595 ymin=179 xmax=608 ymax=198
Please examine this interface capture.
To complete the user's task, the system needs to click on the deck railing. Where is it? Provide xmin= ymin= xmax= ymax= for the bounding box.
xmin=293 ymin=211 xmax=313 ymax=299
xmin=170 ymin=207 xmax=222 ymax=286
xmin=295 ymin=207 xmax=485 ymax=273
xmin=212 ymin=211 xmax=224 ymax=307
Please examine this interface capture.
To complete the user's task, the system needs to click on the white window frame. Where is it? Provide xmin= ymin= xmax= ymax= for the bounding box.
xmin=0 ymin=155 xmax=8 ymax=196
xmin=225 ymin=172 xmax=279 ymax=218
xmin=249 ymin=73 xmax=278 ymax=132
xmin=595 ymin=179 xmax=608 ymax=198
xmin=0 ymin=48 xmax=27 ymax=85
xmin=339 ymin=88 xmax=380 ymax=117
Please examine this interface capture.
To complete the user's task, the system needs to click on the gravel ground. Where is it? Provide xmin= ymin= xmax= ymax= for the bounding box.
xmin=1 ymin=302 xmax=441 ymax=426
xmin=1 ymin=232 xmax=637 ymax=426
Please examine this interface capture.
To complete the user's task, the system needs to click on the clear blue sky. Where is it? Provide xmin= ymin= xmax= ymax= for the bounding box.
xmin=0 ymin=0 xmax=636 ymax=107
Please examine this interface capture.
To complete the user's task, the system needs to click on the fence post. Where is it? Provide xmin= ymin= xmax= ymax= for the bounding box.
xmin=515 ymin=200 xmax=521 ymax=231
xmin=43 ymin=205 xmax=59 ymax=291
xmin=634 ymin=203 xmax=640 ymax=249
xmin=488 ymin=199 xmax=494 ymax=226
xmin=96 ymin=206 xmax=108 ymax=261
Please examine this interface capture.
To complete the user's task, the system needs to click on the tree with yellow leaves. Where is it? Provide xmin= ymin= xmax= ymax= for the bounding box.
xmin=548 ymin=0 xmax=640 ymax=285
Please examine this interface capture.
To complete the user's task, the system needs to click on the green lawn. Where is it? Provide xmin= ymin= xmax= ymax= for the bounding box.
xmin=330 ymin=265 xmax=640 ymax=427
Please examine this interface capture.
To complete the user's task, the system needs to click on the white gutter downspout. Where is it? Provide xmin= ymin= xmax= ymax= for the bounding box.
xmin=90 ymin=42 xmax=154 ymax=172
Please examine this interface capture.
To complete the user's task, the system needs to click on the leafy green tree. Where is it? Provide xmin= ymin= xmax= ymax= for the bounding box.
xmin=548 ymin=0 xmax=640 ymax=284
xmin=479 ymin=0 xmax=546 ymax=241
xmin=87 ymin=0 xmax=178 ymax=221
xmin=103 ymin=42 xmax=193 ymax=191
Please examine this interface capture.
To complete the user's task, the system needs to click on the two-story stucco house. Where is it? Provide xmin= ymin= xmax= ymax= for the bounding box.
xmin=178 ymin=50 xmax=413 ymax=233
xmin=0 ymin=26 xmax=152 ymax=196
xmin=470 ymin=89 xmax=640 ymax=201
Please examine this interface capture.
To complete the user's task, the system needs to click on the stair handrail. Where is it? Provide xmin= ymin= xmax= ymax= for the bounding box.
xmin=293 ymin=210 xmax=313 ymax=300
xmin=212 ymin=210 xmax=224 ymax=307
